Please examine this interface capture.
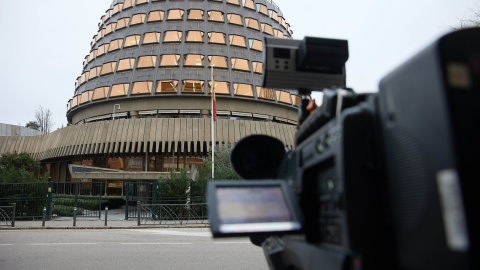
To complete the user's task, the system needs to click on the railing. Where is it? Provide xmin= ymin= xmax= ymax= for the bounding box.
xmin=0 ymin=204 xmax=16 ymax=227
xmin=0 ymin=182 xmax=48 ymax=219
xmin=137 ymin=202 xmax=208 ymax=226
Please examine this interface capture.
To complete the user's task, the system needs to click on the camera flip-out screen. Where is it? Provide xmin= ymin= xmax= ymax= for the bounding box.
xmin=208 ymin=181 xmax=302 ymax=237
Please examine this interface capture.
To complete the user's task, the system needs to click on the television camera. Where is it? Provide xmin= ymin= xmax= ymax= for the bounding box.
xmin=208 ymin=28 xmax=479 ymax=270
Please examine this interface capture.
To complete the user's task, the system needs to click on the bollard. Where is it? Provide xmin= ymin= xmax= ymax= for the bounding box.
xmin=105 ymin=206 xmax=108 ymax=226
xmin=73 ymin=207 xmax=77 ymax=227
xmin=137 ymin=201 xmax=141 ymax=226
xmin=12 ymin=203 xmax=16 ymax=227
xmin=42 ymin=207 xmax=46 ymax=227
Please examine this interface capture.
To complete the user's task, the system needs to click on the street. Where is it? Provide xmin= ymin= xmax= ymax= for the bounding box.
xmin=0 ymin=228 xmax=268 ymax=270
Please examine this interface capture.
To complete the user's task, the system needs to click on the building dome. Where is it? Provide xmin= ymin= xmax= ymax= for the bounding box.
xmin=68 ymin=0 xmax=298 ymax=126
xmin=0 ymin=0 xmax=299 ymax=182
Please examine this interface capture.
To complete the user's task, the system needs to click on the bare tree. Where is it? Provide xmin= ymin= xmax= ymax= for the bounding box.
xmin=454 ymin=6 xmax=480 ymax=29
xmin=34 ymin=106 xmax=54 ymax=134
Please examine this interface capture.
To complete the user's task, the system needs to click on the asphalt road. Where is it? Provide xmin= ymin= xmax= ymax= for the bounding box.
xmin=0 ymin=228 xmax=268 ymax=270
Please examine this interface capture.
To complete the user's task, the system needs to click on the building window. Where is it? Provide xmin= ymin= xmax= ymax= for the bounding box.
xmin=249 ymin=39 xmax=263 ymax=52
xmin=276 ymin=90 xmax=292 ymax=104
xmin=256 ymin=4 xmax=269 ymax=16
xmin=104 ymin=23 xmax=116 ymax=36
xmin=92 ymin=86 xmax=109 ymax=100
xmin=116 ymin=17 xmax=130 ymax=30
xmin=143 ymin=32 xmax=161 ymax=44
xmin=252 ymin=61 xmax=263 ymax=74
xmin=183 ymin=54 xmax=205 ymax=67
xmin=182 ymin=80 xmax=204 ymax=93
xmin=123 ymin=0 xmax=134 ymax=10
xmin=231 ymin=58 xmax=250 ymax=72
xmin=187 ymin=9 xmax=204 ymax=20
xmin=159 ymin=54 xmax=181 ymax=66
xmin=269 ymin=10 xmax=279 ymax=22
xmin=274 ymin=29 xmax=285 ymax=38
xmin=226 ymin=0 xmax=240 ymax=6
xmin=137 ymin=55 xmax=157 ymax=69
xmin=131 ymin=81 xmax=153 ymax=95
xmin=234 ymin=83 xmax=254 ymax=97
xmin=88 ymin=50 xmax=97 ymax=63
xmin=155 ymin=80 xmax=178 ymax=93
xmin=124 ymin=35 xmax=141 ymax=48
xmin=117 ymin=58 xmax=136 ymax=71
xmin=110 ymin=84 xmax=129 ymax=97
xmin=245 ymin=17 xmax=260 ymax=31
xmin=208 ymin=32 xmax=226 ymax=44
xmin=112 ymin=3 xmax=123 ymax=15
xmin=156 ymin=80 xmax=178 ymax=93
xmin=101 ymin=61 xmax=117 ymax=76
xmin=229 ymin=35 xmax=247 ymax=48
xmin=131 ymin=14 xmax=146 ymax=26
xmin=97 ymin=44 xmax=109 ymax=57
xmin=208 ymin=56 xmax=228 ymax=69
xmin=292 ymin=95 xmax=301 ymax=106
xmin=209 ymin=81 xmax=230 ymax=94
xmin=185 ymin=31 xmax=205 ymax=43
xmin=80 ymin=90 xmax=92 ymax=104
xmin=136 ymin=0 xmax=149 ymax=5
xmin=78 ymin=73 xmax=87 ymax=86
xmin=163 ymin=31 xmax=183 ymax=42
xmin=88 ymin=66 xmax=102 ymax=79
xmin=279 ymin=17 xmax=287 ymax=29
xmin=109 ymin=39 xmax=124 ymax=52
xmin=261 ymin=23 xmax=273 ymax=35
xmin=244 ymin=0 xmax=255 ymax=10
xmin=167 ymin=9 xmax=184 ymax=20
xmin=257 ymin=87 xmax=274 ymax=100
xmin=148 ymin=11 xmax=164 ymax=22
xmin=208 ymin=11 xmax=224 ymax=22
xmin=71 ymin=96 xmax=79 ymax=108
xmin=227 ymin=14 xmax=243 ymax=26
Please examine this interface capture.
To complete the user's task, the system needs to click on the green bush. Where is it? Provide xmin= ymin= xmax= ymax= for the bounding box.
xmin=52 ymin=205 xmax=84 ymax=216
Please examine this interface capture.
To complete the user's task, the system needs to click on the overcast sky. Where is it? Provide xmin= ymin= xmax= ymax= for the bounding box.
xmin=0 ymin=0 xmax=477 ymax=130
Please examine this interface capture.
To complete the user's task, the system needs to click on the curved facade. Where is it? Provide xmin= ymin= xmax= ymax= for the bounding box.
xmin=68 ymin=0 xmax=298 ymax=125
xmin=1 ymin=0 xmax=298 ymax=183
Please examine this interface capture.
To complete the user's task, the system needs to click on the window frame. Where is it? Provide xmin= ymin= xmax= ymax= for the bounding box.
xmin=137 ymin=55 xmax=157 ymax=69
xmin=207 ymin=10 xmax=225 ymax=22
xmin=117 ymin=58 xmax=136 ymax=72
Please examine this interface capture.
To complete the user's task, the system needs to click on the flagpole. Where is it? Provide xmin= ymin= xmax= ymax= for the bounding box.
xmin=211 ymin=64 xmax=215 ymax=179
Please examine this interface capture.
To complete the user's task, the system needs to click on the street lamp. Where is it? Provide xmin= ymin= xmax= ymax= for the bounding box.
xmin=113 ymin=104 xmax=121 ymax=120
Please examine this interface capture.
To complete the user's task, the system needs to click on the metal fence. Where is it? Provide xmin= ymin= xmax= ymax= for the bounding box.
xmin=52 ymin=182 xmax=104 ymax=219
xmin=0 ymin=204 xmax=16 ymax=227
xmin=137 ymin=202 xmax=208 ymax=226
xmin=125 ymin=182 xmax=157 ymax=219
xmin=0 ymin=182 xmax=48 ymax=219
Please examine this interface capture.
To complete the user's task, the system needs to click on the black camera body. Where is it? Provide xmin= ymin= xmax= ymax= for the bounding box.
xmin=208 ymin=28 xmax=479 ymax=270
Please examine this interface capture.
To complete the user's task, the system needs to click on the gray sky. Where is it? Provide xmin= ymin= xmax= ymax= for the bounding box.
xmin=0 ymin=0 xmax=477 ymax=130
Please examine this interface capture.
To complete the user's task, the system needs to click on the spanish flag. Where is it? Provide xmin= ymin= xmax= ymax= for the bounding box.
xmin=211 ymin=66 xmax=217 ymax=122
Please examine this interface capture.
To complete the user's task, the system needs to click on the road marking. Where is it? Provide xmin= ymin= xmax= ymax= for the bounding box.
xmin=29 ymin=243 xmax=98 ymax=246
xmin=121 ymin=242 xmax=192 ymax=245
xmin=132 ymin=229 xmax=212 ymax=237
xmin=0 ymin=244 xmax=13 ymax=246
xmin=214 ymin=242 xmax=251 ymax=244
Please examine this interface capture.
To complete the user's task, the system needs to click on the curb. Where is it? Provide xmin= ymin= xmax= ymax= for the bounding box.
xmin=0 ymin=224 xmax=210 ymax=231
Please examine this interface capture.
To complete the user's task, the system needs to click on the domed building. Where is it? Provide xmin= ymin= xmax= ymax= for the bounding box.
xmin=0 ymin=0 xmax=298 ymax=189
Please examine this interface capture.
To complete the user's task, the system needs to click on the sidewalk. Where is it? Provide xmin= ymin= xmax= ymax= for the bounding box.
xmin=0 ymin=207 xmax=209 ymax=230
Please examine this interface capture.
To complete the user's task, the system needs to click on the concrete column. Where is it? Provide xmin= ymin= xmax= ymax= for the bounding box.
xmin=130 ymin=111 xmax=139 ymax=119
xmin=201 ymin=109 xmax=209 ymax=119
